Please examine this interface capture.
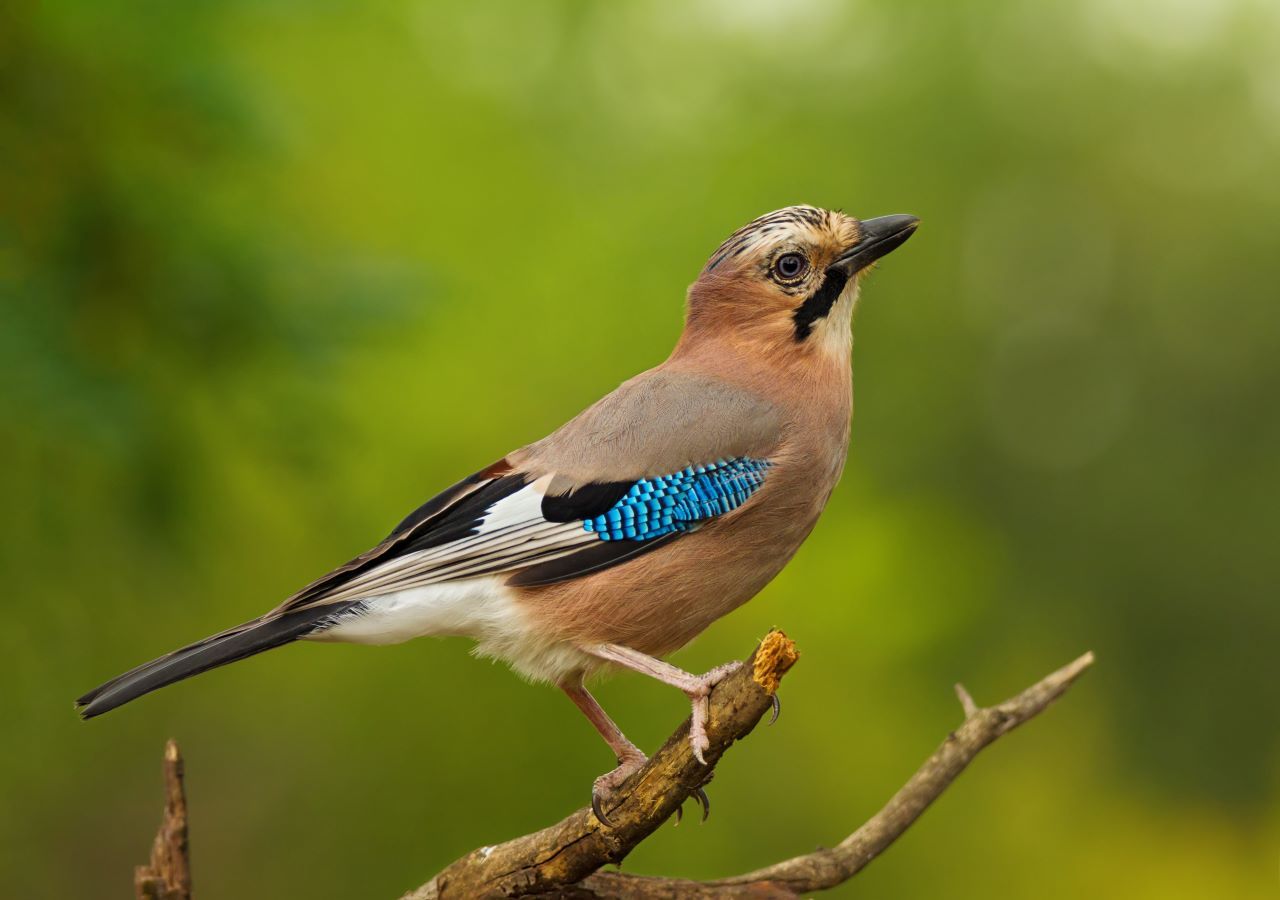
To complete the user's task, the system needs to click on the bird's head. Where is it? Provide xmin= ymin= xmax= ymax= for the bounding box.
xmin=684 ymin=205 xmax=918 ymax=358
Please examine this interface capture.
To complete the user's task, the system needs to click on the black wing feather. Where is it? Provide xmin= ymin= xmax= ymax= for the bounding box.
xmin=281 ymin=462 xmax=526 ymax=610
xmin=506 ymin=531 xmax=680 ymax=587
xmin=76 ymin=601 xmax=362 ymax=719
xmin=540 ymin=481 xmax=633 ymax=522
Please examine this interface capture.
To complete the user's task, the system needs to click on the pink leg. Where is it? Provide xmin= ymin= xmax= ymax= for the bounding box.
xmin=561 ymin=678 xmax=645 ymax=766
xmin=559 ymin=677 xmax=647 ymax=825
xmin=584 ymin=644 xmax=742 ymax=765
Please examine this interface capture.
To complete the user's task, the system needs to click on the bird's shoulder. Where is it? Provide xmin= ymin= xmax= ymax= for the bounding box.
xmin=511 ymin=366 xmax=784 ymax=487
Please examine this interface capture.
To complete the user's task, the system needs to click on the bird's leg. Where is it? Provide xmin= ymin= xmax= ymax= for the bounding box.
xmin=583 ymin=644 xmax=742 ymax=765
xmin=559 ymin=677 xmax=647 ymax=826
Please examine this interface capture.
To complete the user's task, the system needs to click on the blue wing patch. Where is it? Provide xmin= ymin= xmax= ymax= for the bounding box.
xmin=582 ymin=457 xmax=771 ymax=542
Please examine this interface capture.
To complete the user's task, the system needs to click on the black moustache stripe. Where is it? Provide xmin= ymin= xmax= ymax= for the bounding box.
xmin=792 ymin=269 xmax=849 ymax=341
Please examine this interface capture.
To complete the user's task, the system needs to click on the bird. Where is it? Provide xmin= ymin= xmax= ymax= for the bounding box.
xmin=77 ymin=204 xmax=918 ymax=822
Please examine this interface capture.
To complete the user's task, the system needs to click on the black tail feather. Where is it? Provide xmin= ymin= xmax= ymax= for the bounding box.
xmin=76 ymin=602 xmax=360 ymax=719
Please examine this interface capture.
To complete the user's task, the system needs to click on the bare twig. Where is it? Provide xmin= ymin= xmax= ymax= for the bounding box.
xmin=402 ymin=631 xmax=799 ymax=900
xmin=134 ymin=739 xmax=192 ymax=900
xmin=578 ymin=651 xmax=1096 ymax=898
xmin=954 ymin=681 xmax=980 ymax=719
xmin=406 ymin=645 xmax=1094 ymax=899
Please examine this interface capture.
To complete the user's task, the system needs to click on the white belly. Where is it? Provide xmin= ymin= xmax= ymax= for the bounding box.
xmin=306 ymin=575 xmax=592 ymax=684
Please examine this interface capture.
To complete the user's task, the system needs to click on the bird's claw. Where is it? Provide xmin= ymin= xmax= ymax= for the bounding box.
xmin=590 ymin=752 xmax=648 ymax=828
xmin=690 ymin=705 xmax=711 ymax=765
xmin=592 ymin=789 xmax=612 ymax=827
xmin=768 ymin=692 xmax=781 ymax=725
xmin=694 ymin=786 xmax=711 ymax=822
xmin=685 ymin=661 xmax=743 ymax=763
xmin=674 ymin=785 xmax=713 ymax=826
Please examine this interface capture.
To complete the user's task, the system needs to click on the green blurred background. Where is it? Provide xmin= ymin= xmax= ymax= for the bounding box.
xmin=3 ymin=0 xmax=1278 ymax=896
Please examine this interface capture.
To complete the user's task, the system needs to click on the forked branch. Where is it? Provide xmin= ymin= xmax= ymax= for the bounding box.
xmin=403 ymin=630 xmax=800 ymax=899
xmin=128 ymin=638 xmax=1094 ymax=899
xmin=405 ymin=641 xmax=1094 ymax=899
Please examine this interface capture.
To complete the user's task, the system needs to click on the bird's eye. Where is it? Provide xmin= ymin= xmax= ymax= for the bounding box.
xmin=772 ymin=252 xmax=808 ymax=282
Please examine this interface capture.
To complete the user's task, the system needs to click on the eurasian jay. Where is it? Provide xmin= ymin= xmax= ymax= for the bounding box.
xmin=77 ymin=205 xmax=919 ymax=820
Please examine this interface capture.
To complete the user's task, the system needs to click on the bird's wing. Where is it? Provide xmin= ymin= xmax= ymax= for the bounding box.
xmin=276 ymin=370 xmax=783 ymax=610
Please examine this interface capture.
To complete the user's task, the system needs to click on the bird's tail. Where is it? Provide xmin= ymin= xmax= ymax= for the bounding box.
xmin=75 ymin=601 xmax=360 ymax=719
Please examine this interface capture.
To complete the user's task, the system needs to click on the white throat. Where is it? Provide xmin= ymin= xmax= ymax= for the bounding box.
xmin=812 ymin=278 xmax=860 ymax=360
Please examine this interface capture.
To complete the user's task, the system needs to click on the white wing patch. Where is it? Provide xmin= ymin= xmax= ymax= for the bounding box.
xmin=313 ymin=478 xmax=596 ymax=606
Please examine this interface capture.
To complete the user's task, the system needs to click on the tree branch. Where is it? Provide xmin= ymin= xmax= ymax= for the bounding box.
xmin=403 ymin=630 xmax=800 ymax=900
xmin=125 ymin=642 xmax=1093 ymax=898
xmin=406 ymin=644 xmax=1094 ymax=899
xmin=577 ymin=650 xmax=1096 ymax=898
xmin=134 ymin=739 xmax=192 ymax=900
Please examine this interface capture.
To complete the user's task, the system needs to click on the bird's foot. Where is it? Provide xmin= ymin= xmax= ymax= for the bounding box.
xmin=591 ymin=750 xmax=648 ymax=827
xmin=684 ymin=660 xmax=743 ymax=764
xmin=592 ymin=752 xmax=714 ymax=827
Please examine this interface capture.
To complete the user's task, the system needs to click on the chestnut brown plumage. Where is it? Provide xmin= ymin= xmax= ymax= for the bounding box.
xmin=77 ymin=205 xmax=919 ymax=818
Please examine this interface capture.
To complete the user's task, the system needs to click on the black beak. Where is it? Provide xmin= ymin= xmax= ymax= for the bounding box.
xmin=828 ymin=214 xmax=920 ymax=277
